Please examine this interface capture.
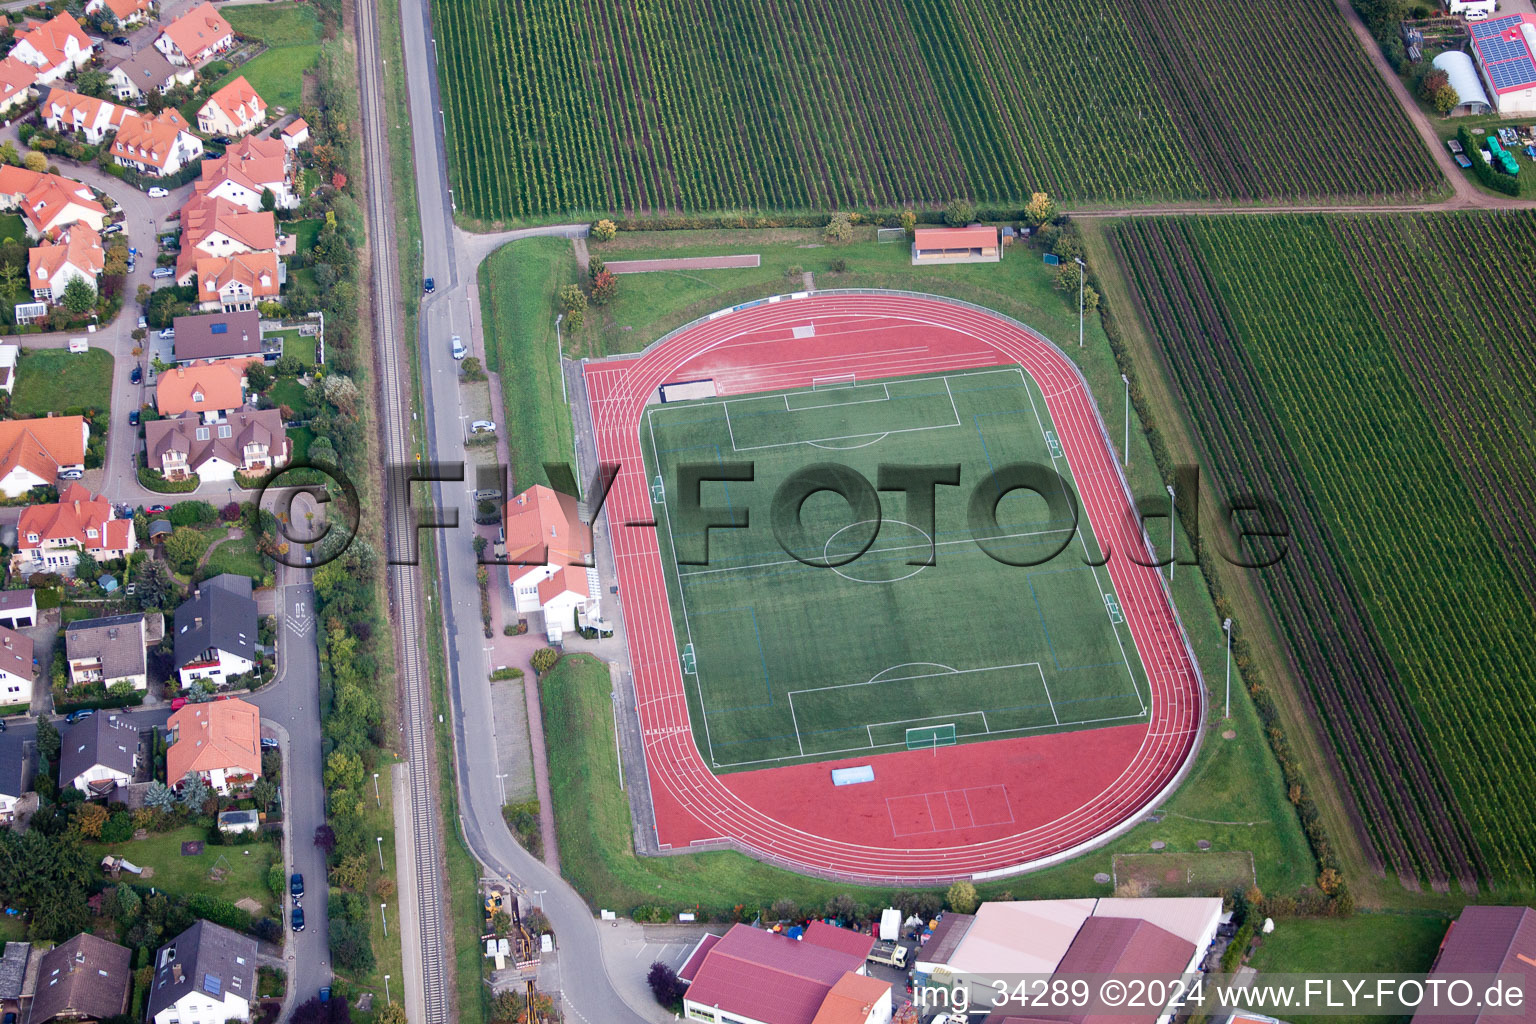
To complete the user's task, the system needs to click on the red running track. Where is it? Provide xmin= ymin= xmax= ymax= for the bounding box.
xmin=583 ymin=293 xmax=1203 ymax=881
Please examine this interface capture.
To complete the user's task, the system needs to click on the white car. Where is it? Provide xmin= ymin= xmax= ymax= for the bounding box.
xmin=160 ymin=327 xmax=175 ymax=339
xmin=470 ymin=420 xmax=496 ymax=434
xmin=151 ymin=267 xmax=173 ymax=279
xmin=147 ymin=187 xmax=169 ymax=198
xmin=451 ymin=335 xmax=466 ymax=360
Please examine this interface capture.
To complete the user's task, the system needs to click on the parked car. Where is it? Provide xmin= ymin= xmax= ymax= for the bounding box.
xmin=148 ymin=504 xmax=169 ymax=514
xmin=110 ymin=35 xmax=129 ymax=44
xmin=470 ymin=420 xmax=495 ymax=434
xmin=0 ymin=719 xmax=7 ymax=733
xmin=451 ymin=335 xmax=466 ymax=360
xmin=130 ymin=365 xmax=142 ymax=384
xmin=473 ymin=488 xmax=502 ymax=501
xmin=137 ymin=315 xmax=147 ymax=329
xmin=64 ymin=709 xmax=95 ymax=723
xmin=170 ymin=697 xmax=188 ymax=710
xmin=57 ymin=468 xmax=83 ymax=480
xmin=126 ymin=260 xmax=136 ymax=273
xmin=160 ymin=327 xmax=175 ymax=339
xmin=147 ymin=187 xmax=169 ymax=198
xmin=151 ymin=267 xmax=173 ymax=279
xmin=290 ymin=906 xmax=304 ymax=933
xmin=127 ymin=410 xmax=139 ymax=427
xmin=103 ymin=223 xmax=124 ymax=236
xmin=423 ymin=277 xmax=435 ymax=294
xmin=290 ymin=873 xmax=304 ymax=898
xmin=211 ymin=135 xmax=233 ymax=146
xmin=261 ymin=736 xmax=279 ymax=750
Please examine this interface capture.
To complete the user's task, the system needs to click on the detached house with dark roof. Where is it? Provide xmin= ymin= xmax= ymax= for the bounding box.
xmin=145 ymin=408 xmax=288 ymax=483
xmin=174 ymin=573 xmax=257 ymax=688
xmin=64 ymin=612 xmax=149 ymax=690
xmin=171 ymin=310 xmax=263 ymax=363
xmin=60 ymin=711 xmax=139 ymax=794
xmin=1413 ymin=905 xmax=1536 ymax=1024
xmin=0 ymin=625 xmax=37 ymax=707
xmin=148 ymin=920 xmax=256 ymax=1024
xmin=31 ymin=933 xmax=132 ymax=1024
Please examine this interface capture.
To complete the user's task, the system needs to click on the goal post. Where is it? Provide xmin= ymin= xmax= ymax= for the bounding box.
xmin=876 ymin=227 xmax=907 ymax=244
xmin=905 ymin=723 xmax=957 ymax=750
xmin=681 ymin=643 xmax=696 ymax=675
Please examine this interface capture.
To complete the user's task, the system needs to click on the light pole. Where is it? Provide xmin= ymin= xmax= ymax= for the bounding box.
xmin=1121 ymin=374 xmax=1130 ymax=468
xmin=1075 ymin=258 xmax=1087 ymax=348
xmin=381 ymin=902 xmax=388 ymax=936
xmin=1166 ymin=484 xmax=1176 ymax=582
xmin=1223 ymin=618 xmax=1233 ymax=719
xmin=376 ymin=835 xmax=384 ymax=869
xmin=555 ymin=313 xmax=567 ymax=405
xmin=384 ymin=975 xmax=391 ymax=1004
xmin=372 ymin=771 xmax=380 ymax=806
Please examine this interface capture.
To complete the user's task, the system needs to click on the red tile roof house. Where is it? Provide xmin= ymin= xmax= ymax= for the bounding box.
xmin=154 ymin=2 xmax=235 ymax=67
xmin=12 ymin=482 xmax=137 ymax=576
xmin=280 ymin=118 xmax=309 ymax=151
xmin=0 ymin=57 xmax=39 ymax=118
xmin=29 ymin=223 xmax=104 ymax=304
xmin=174 ymin=195 xmax=276 ymax=285
xmin=0 ymin=166 xmax=108 ymax=239
xmin=196 ymin=76 xmax=267 ymax=138
xmin=110 ymin=109 xmax=204 ymax=178
xmin=84 ymin=0 xmax=154 ymax=28
xmin=8 ymin=12 xmax=92 ymax=85
xmin=40 ymin=88 xmax=130 ymax=145
xmin=166 ymin=697 xmax=260 ymax=794
xmin=679 ymin=923 xmax=890 ymax=1024
xmin=193 ymin=136 xmax=295 ymax=210
xmin=197 ymin=251 xmax=280 ymax=312
xmin=1412 ymin=905 xmax=1536 ymax=1024
xmin=503 ymin=484 xmax=603 ymax=643
xmin=0 ymin=415 xmax=88 ymax=498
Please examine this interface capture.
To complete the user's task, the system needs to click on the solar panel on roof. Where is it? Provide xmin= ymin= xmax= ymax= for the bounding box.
xmin=204 ymin=973 xmax=221 ymax=996
xmin=210 ymin=323 xmax=227 ymax=334
xmin=1491 ymin=60 xmax=1536 ymax=89
xmin=1473 ymin=14 xmax=1521 ymax=37
xmin=1478 ymin=34 xmax=1528 ymax=62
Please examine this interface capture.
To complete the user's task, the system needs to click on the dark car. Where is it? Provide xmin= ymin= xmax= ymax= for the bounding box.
xmin=211 ymin=135 xmax=234 ymax=145
xmin=65 ymin=709 xmax=95 ymax=723
xmin=128 ymin=410 xmax=139 ymax=427
xmin=290 ymin=873 xmax=304 ymax=898
xmin=148 ymin=504 xmax=168 ymax=514
xmin=291 ymin=906 xmax=304 ymax=932
xmin=0 ymin=719 xmax=7 ymax=733
xmin=130 ymin=365 xmax=142 ymax=384
xmin=111 ymin=35 xmax=129 ymax=45
xmin=423 ymin=277 xmax=435 ymax=294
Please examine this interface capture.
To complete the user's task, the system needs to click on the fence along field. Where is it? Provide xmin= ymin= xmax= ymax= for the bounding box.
xmin=1110 ymin=214 xmax=1536 ymax=891
xmin=432 ymin=0 xmax=1443 ymax=222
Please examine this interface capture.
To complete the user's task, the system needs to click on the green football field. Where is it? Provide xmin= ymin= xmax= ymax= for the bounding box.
xmin=640 ymin=367 xmax=1152 ymax=771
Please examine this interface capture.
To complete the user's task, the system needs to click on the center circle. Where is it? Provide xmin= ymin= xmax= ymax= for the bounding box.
xmin=825 ymin=519 xmax=934 ymax=583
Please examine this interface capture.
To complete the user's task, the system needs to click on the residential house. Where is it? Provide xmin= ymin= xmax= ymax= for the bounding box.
xmin=111 ymin=108 xmax=203 ymax=177
xmin=29 ymin=223 xmax=104 ymax=304
xmin=174 ymin=194 xmax=276 ymax=285
xmin=171 ymin=309 xmax=263 ymax=362
xmin=63 ymin=612 xmax=148 ymax=690
xmin=40 ymin=88 xmax=128 ymax=144
xmin=280 ymin=117 xmax=309 ymax=151
xmin=0 ymin=590 xmax=36 ymax=629
xmin=678 ymin=923 xmax=885 ymax=1024
xmin=0 ymin=415 xmax=88 ymax=498
xmin=107 ymin=47 xmax=195 ymax=103
xmin=196 ymin=251 xmax=280 ymax=312
xmin=12 ymin=483 xmax=136 ymax=575
xmin=503 ymin=484 xmax=602 ymax=642
xmin=144 ymin=408 xmax=288 ymax=482
xmin=0 ymin=626 xmax=36 ymax=707
xmin=147 ymin=920 xmax=256 ymax=1024
xmin=165 ymin=698 xmax=260 ymax=794
xmin=60 ymin=712 xmax=139 ymax=794
xmin=31 ymin=933 xmax=132 ymax=1024
xmin=0 ymin=941 xmax=30 ymax=1021
xmin=192 ymin=136 xmax=294 ymax=210
xmin=84 ymin=0 xmax=154 ymax=27
xmin=0 ymin=166 xmax=107 ymax=239
xmin=0 ymin=57 xmax=37 ymax=118
xmin=8 ymin=13 xmax=92 ymax=85
xmin=1412 ymin=905 xmax=1536 ymax=1024
xmin=155 ymin=359 xmax=251 ymax=418
xmin=0 ymin=343 xmax=17 ymax=395
xmin=154 ymin=3 xmax=235 ymax=67
xmin=0 ymin=751 xmax=30 ymax=821
xmin=173 ymin=573 xmax=257 ymax=688
xmin=196 ymin=76 xmax=265 ymax=137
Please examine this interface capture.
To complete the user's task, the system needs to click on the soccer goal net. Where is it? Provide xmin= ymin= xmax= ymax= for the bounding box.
xmin=906 ymin=723 xmax=958 ymax=750
xmin=876 ymin=227 xmax=907 ymax=244
xmin=681 ymin=643 xmax=697 ymax=675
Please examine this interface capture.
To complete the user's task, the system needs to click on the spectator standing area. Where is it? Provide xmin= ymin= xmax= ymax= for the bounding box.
xmin=911 ymin=225 xmax=1001 ymax=265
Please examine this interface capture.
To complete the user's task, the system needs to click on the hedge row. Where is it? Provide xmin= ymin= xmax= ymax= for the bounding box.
xmin=608 ymin=206 xmax=1034 ymax=234
xmin=1458 ymin=126 xmax=1520 ymax=197
xmin=137 ymin=467 xmax=202 ymax=493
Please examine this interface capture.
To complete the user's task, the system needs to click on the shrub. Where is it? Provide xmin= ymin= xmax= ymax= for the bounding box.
xmin=647 ymin=961 xmax=685 ymax=1007
xmin=943 ymin=198 xmax=976 ymax=226
xmin=946 ymin=879 xmax=978 ymax=913
xmin=530 ymin=647 xmax=559 ymax=674
xmin=591 ymin=218 xmax=617 ymax=242
xmin=823 ymin=211 xmax=854 ymax=244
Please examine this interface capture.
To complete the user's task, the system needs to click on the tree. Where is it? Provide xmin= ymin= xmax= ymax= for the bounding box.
xmin=133 ymin=559 xmax=173 ymax=610
xmin=647 ymin=961 xmax=685 ymax=1006
xmin=307 ymin=435 xmax=337 ymax=467
xmin=164 ymin=528 xmax=205 ymax=575
xmin=1418 ymin=68 xmax=1449 ymax=101
xmin=589 ymin=269 xmax=617 ymax=306
xmin=558 ymin=284 xmax=587 ymax=318
xmin=22 ymin=152 xmax=47 ymax=173
xmin=111 ymin=882 xmax=142 ymax=921
xmin=530 ymin=647 xmax=559 ymax=674
xmin=1024 ymin=191 xmax=1056 ymax=228
xmin=769 ymin=898 xmax=799 ymax=923
xmin=1432 ymin=83 xmax=1460 ymax=116
xmin=244 ymin=362 xmax=273 ymax=393
xmin=0 ymin=142 xmax=16 ymax=167
xmin=0 ymin=265 xmax=19 ymax=306
xmin=375 ymin=1004 xmax=407 ymax=1024
xmin=169 ymin=500 xmax=216 ymax=527
xmin=823 ymin=211 xmax=854 ymax=244
xmin=945 ymin=879 xmax=978 ymax=913
xmin=324 ymin=749 xmax=364 ymax=792
xmin=824 ymin=893 xmax=859 ymax=923
xmin=178 ymin=773 xmax=210 ymax=811
xmin=314 ymin=824 xmax=337 ymax=854
xmin=144 ymin=781 xmax=177 ymax=812
xmin=260 ymin=187 xmax=277 ymax=212
xmin=899 ymin=210 xmax=917 ymax=235
xmin=291 ymin=995 xmax=352 ymax=1024
xmin=252 ymin=777 xmax=278 ymax=810
xmin=74 ymin=802 xmax=109 ymax=839
xmin=459 ymin=356 xmax=486 ymax=381
xmin=35 ymin=717 xmax=60 ymax=766
xmin=943 ymin=198 xmax=975 ymax=227
xmin=591 ymin=218 xmax=617 ymax=242
xmin=61 ymin=276 xmax=96 ymax=314
xmin=894 ymin=889 xmax=943 ymax=923
xmin=74 ymin=551 xmax=100 ymax=583
xmin=329 ymin=853 xmax=369 ymax=890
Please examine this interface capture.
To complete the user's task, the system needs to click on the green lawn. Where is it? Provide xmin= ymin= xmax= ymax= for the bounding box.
xmin=268 ymin=377 xmax=309 ymax=416
xmin=192 ymin=4 xmax=324 ymax=122
xmin=269 ymin=328 xmax=318 ymax=367
xmin=225 ymin=3 xmax=324 ymax=46
xmin=644 ymin=369 xmax=1147 ymax=770
xmin=0 ymin=213 xmax=25 ymax=245
xmin=10 ymin=347 xmax=113 ymax=417
xmin=86 ymin=825 xmax=278 ymax=912
xmin=201 ymin=530 xmax=267 ymax=581
xmin=289 ymin=218 xmax=324 ymax=255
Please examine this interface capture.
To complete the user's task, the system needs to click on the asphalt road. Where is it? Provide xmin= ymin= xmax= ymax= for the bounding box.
xmin=381 ymin=0 xmax=651 ymax=1020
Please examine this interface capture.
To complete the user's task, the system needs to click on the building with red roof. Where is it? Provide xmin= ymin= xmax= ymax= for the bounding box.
xmin=12 ymin=482 xmax=136 ymax=575
xmin=9 ymin=12 xmax=91 ymax=84
xmin=166 ymin=697 xmax=261 ymax=794
xmin=0 ymin=166 xmax=107 ymax=239
xmin=196 ymin=251 xmax=280 ymax=312
xmin=175 ymin=195 xmax=277 ymax=284
xmin=111 ymin=108 xmax=205 ymax=177
xmin=41 ymin=88 xmax=130 ymax=145
xmin=280 ymin=118 xmax=310 ymax=151
xmin=193 ymin=136 xmax=295 ymax=210
xmin=912 ymin=225 xmax=1001 ymax=265
xmin=503 ymin=484 xmax=602 ymax=642
xmin=680 ymin=923 xmax=886 ymax=1024
xmin=85 ymin=0 xmax=154 ymax=27
xmin=155 ymin=2 xmax=235 ymax=67
xmin=1470 ymin=15 xmax=1536 ymax=113
xmin=1412 ymin=905 xmax=1535 ymax=1024
xmin=197 ymin=76 xmax=267 ymax=138
xmin=29 ymin=223 xmax=104 ymax=303
xmin=0 ymin=415 xmax=88 ymax=498
xmin=0 ymin=57 xmax=37 ymax=118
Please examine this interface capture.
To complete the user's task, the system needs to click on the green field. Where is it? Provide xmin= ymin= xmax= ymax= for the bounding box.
xmin=86 ymin=825 xmax=276 ymax=910
xmin=643 ymin=368 xmax=1148 ymax=769
xmin=432 ymin=0 xmax=1440 ymax=222
xmin=199 ymin=4 xmax=324 ymax=120
xmin=10 ymin=347 xmax=112 ymax=417
xmin=1109 ymin=212 xmax=1536 ymax=890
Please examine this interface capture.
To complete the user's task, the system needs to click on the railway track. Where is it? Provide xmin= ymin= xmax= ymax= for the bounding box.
xmin=354 ymin=0 xmax=451 ymax=1019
